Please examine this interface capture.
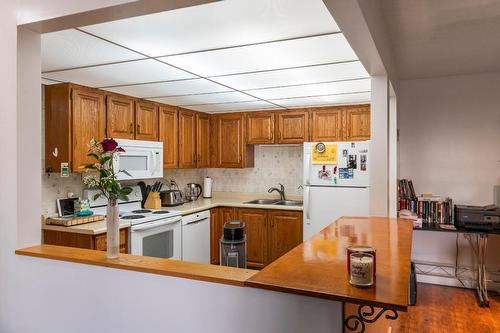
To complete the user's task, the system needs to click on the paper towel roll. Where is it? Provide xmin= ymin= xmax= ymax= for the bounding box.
xmin=203 ymin=176 xmax=213 ymax=198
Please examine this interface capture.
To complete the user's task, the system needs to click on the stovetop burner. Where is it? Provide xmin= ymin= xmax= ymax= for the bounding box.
xmin=132 ymin=209 xmax=152 ymax=214
xmin=122 ymin=215 xmax=146 ymax=220
xmin=152 ymin=211 xmax=170 ymax=214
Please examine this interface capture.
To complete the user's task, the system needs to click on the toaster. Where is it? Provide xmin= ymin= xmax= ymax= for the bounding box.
xmin=160 ymin=190 xmax=184 ymax=207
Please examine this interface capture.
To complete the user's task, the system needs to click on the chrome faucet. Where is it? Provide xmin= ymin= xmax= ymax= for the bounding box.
xmin=268 ymin=183 xmax=286 ymax=200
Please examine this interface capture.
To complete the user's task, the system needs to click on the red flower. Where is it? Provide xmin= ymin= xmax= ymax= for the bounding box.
xmin=101 ymin=138 xmax=118 ymax=152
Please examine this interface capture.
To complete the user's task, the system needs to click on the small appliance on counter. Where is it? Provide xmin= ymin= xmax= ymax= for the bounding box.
xmin=454 ymin=204 xmax=500 ymax=231
xmin=203 ymin=176 xmax=213 ymax=198
xmin=161 ymin=189 xmax=184 ymax=207
xmin=220 ymin=221 xmax=246 ymax=268
xmin=184 ymin=183 xmax=202 ymax=201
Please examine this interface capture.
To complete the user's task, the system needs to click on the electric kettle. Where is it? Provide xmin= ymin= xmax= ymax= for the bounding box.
xmin=185 ymin=183 xmax=202 ymax=201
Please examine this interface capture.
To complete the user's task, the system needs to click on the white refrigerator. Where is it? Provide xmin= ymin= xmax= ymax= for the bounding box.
xmin=303 ymin=141 xmax=370 ymax=240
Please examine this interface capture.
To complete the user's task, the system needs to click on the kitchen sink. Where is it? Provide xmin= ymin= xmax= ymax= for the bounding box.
xmin=244 ymin=199 xmax=281 ymax=205
xmin=274 ymin=200 xmax=303 ymax=206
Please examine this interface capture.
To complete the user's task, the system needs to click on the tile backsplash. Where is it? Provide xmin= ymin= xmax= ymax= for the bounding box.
xmin=42 ymin=145 xmax=303 ymax=214
xmin=204 ymin=145 xmax=303 ymax=194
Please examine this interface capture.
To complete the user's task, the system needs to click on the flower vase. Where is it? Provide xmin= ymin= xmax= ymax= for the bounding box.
xmin=106 ymin=200 xmax=120 ymax=259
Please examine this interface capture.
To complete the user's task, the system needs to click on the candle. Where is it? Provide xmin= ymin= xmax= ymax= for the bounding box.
xmin=349 ymin=253 xmax=374 ymax=287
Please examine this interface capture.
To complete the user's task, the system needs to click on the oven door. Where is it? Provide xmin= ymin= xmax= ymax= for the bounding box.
xmin=130 ymin=217 xmax=181 ymax=260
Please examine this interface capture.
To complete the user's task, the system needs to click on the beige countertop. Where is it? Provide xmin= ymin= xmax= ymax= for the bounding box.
xmin=42 ymin=192 xmax=303 ymax=235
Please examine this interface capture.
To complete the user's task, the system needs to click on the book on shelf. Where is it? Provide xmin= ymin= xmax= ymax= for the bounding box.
xmin=398 ymin=179 xmax=453 ymax=224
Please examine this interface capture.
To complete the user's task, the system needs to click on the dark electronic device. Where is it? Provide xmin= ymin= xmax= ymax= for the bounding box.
xmin=56 ymin=197 xmax=79 ymax=217
xmin=454 ymin=204 xmax=500 ymax=231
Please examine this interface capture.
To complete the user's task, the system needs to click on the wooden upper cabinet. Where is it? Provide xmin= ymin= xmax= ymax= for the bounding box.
xmin=214 ymin=113 xmax=247 ymax=168
xmin=310 ymin=106 xmax=343 ymax=142
xmin=178 ymin=108 xmax=197 ymax=168
xmin=159 ymin=105 xmax=178 ymax=169
xmin=343 ymin=104 xmax=371 ymax=141
xmin=106 ymin=94 xmax=135 ymax=139
xmin=196 ymin=113 xmax=210 ymax=168
xmin=268 ymin=210 xmax=303 ymax=263
xmin=135 ymin=101 xmax=158 ymax=141
xmin=246 ymin=112 xmax=275 ymax=144
xmin=237 ymin=208 xmax=268 ymax=269
xmin=71 ymin=88 xmax=106 ymax=171
xmin=276 ymin=110 xmax=309 ymax=144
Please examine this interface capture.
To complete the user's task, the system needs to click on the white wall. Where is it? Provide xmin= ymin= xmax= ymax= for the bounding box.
xmin=399 ymin=72 xmax=500 ymax=287
xmin=2 ymin=2 xmax=344 ymax=333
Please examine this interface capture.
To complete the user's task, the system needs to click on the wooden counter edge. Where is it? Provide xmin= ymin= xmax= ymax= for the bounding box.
xmin=16 ymin=244 xmax=257 ymax=287
xmin=244 ymin=279 xmax=408 ymax=312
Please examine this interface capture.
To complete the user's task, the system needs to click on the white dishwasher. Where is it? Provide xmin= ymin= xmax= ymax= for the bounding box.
xmin=181 ymin=210 xmax=210 ymax=264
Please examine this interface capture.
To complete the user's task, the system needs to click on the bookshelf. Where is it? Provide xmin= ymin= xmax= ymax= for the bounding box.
xmin=398 ymin=179 xmax=453 ymax=225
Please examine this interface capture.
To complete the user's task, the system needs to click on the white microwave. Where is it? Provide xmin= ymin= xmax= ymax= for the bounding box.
xmin=113 ymin=139 xmax=163 ymax=180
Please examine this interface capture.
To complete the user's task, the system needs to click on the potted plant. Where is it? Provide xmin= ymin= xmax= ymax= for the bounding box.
xmin=83 ymin=138 xmax=132 ymax=259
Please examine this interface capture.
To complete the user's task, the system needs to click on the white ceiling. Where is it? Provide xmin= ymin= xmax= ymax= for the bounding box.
xmin=41 ymin=0 xmax=371 ymax=112
xmin=381 ymin=0 xmax=500 ymax=79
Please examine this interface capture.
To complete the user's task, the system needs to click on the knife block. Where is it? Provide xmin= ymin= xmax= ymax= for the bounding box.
xmin=144 ymin=192 xmax=162 ymax=209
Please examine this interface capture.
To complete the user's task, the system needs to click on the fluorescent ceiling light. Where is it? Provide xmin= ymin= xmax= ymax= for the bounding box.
xmin=270 ymin=92 xmax=371 ymax=107
xmin=103 ymin=79 xmax=231 ymax=98
xmin=247 ymin=78 xmax=371 ymax=100
xmin=149 ymin=91 xmax=257 ymax=106
xmin=160 ymin=34 xmax=356 ymax=77
xmin=211 ymin=62 xmax=369 ymax=91
xmin=42 ymin=29 xmax=144 ymax=72
xmin=185 ymin=100 xmax=282 ymax=113
xmin=80 ymin=0 xmax=339 ymax=57
xmin=43 ymin=59 xmax=196 ymax=88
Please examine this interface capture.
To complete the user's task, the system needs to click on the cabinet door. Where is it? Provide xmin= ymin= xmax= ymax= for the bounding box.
xmin=196 ymin=113 xmax=210 ymax=168
xmin=268 ymin=210 xmax=303 ymax=263
xmin=210 ymin=208 xmax=221 ymax=265
xmin=94 ymin=228 xmax=129 ymax=254
xmin=343 ymin=104 xmax=371 ymax=141
xmin=237 ymin=208 xmax=268 ymax=269
xmin=106 ymin=94 xmax=135 ymax=139
xmin=71 ymin=88 xmax=106 ymax=171
xmin=159 ymin=105 xmax=178 ymax=169
xmin=178 ymin=108 xmax=197 ymax=168
xmin=310 ymin=107 xmax=343 ymax=142
xmin=135 ymin=101 xmax=159 ymax=141
xmin=216 ymin=113 xmax=245 ymax=167
xmin=276 ymin=110 xmax=309 ymax=144
xmin=246 ymin=112 xmax=275 ymax=144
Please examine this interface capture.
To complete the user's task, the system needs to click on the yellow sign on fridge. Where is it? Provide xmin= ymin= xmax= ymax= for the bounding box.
xmin=312 ymin=144 xmax=337 ymax=164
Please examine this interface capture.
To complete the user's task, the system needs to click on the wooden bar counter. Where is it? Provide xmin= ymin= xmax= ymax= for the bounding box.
xmin=246 ymin=216 xmax=413 ymax=312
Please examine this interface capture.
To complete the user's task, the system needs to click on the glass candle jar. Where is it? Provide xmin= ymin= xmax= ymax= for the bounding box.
xmin=349 ymin=252 xmax=374 ymax=287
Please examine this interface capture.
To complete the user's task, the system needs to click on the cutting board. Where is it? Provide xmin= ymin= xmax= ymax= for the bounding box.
xmin=46 ymin=214 xmax=105 ymax=227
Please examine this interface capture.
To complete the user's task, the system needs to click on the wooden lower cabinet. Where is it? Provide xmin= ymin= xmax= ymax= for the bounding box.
xmin=43 ymin=228 xmax=129 ymax=254
xmin=210 ymin=207 xmax=302 ymax=269
xmin=238 ymin=208 xmax=268 ymax=269
xmin=268 ymin=210 xmax=303 ymax=262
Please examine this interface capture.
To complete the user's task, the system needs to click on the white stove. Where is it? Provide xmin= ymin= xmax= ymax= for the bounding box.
xmin=84 ymin=186 xmax=182 ymax=260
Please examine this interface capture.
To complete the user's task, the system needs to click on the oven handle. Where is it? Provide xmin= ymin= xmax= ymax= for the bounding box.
xmin=131 ymin=217 xmax=181 ymax=232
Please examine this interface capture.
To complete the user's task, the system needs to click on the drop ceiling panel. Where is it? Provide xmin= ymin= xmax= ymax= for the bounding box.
xmin=160 ymin=34 xmax=356 ymax=77
xmin=81 ymin=0 xmax=339 ymax=57
xmin=270 ymin=92 xmax=371 ymax=108
xmin=211 ymin=61 xmax=369 ymax=91
xmin=103 ymin=79 xmax=232 ymax=98
xmin=247 ymin=78 xmax=371 ymax=100
xmin=42 ymin=29 xmax=144 ymax=72
xmin=43 ymin=59 xmax=196 ymax=88
xmin=149 ymin=91 xmax=257 ymax=106
xmin=185 ymin=100 xmax=281 ymax=113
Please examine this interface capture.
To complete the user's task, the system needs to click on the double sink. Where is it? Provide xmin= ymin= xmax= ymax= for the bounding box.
xmin=244 ymin=199 xmax=303 ymax=207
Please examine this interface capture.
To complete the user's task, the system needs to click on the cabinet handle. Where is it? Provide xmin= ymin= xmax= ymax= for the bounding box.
xmin=137 ymin=124 xmax=140 ymax=133
xmin=278 ymin=131 xmax=281 ymax=140
xmin=129 ymin=123 xmax=133 ymax=134
xmin=270 ymin=130 xmax=274 ymax=141
xmin=198 ymin=154 xmax=201 ymax=162
xmin=238 ymin=154 xmax=242 ymax=163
